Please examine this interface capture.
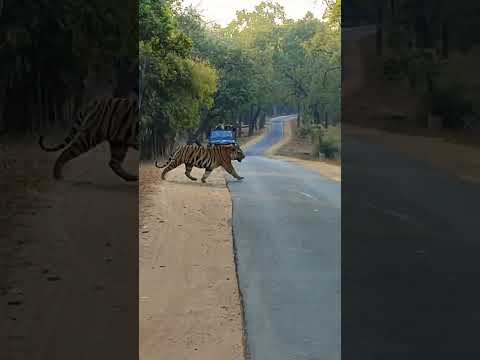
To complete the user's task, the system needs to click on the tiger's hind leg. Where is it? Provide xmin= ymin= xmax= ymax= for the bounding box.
xmin=161 ymin=161 xmax=180 ymax=180
xmin=53 ymin=135 xmax=94 ymax=180
xmin=109 ymin=142 xmax=138 ymax=182
xmin=201 ymin=168 xmax=213 ymax=183
xmin=185 ymin=164 xmax=198 ymax=181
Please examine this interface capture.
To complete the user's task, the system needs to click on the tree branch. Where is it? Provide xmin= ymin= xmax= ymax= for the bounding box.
xmin=322 ymin=67 xmax=341 ymax=87
xmin=283 ymin=72 xmax=308 ymax=98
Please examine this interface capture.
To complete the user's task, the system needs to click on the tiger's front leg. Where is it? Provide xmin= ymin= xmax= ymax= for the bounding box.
xmin=223 ymin=162 xmax=244 ymax=180
xmin=201 ymin=168 xmax=213 ymax=183
xmin=109 ymin=142 xmax=138 ymax=182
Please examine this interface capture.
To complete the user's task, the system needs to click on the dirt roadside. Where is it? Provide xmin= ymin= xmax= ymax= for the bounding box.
xmin=266 ymin=119 xmax=341 ymax=182
xmin=139 ymin=162 xmax=245 ymax=360
xmin=138 ymin=121 xmax=339 ymax=360
xmin=1 ymin=140 xmax=138 ymax=359
xmin=344 ymin=124 xmax=480 ymax=184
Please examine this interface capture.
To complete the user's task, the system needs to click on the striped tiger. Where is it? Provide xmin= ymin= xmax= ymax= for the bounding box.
xmin=155 ymin=143 xmax=245 ymax=183
xmin=39 ymin=97 xmax=139 ymax=182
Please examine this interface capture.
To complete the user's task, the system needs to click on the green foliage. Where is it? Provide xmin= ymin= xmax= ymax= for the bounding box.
xmin=139 ymin=0 xmax=217 ymax=157
xmin=314 ymin=126 xmax=341 ymax=159
xmin=295 ymin=120 xmax=321 ymax=137
xmin=140 ymin=0 xmax=341 ymax=156
xmin=430 ymin=84 xmax=472 ymax=127
xmin=378 ymin=0 xmax=480 ymax=129
xmin=0 ymin=0 xmax=137 ymax=132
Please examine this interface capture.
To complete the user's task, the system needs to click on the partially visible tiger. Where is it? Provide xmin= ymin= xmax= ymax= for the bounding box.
xmin=39 ymin=97 xmax=139 ymax=181
xmin=155 ymin=143 xmax=245 ymax=183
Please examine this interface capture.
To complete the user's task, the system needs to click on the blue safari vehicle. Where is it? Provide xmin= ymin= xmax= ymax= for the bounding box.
xmin=208 ymin=126 xmax=236 ymax=145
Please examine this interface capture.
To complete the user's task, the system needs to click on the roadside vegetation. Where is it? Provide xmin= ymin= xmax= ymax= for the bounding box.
xmin=346 ymin=0 xmax=480 ymax=139
xmin=140 ymin=0 xmax=341 ymax=160
xmin=0 ymin=1 xmax=137 ymax=135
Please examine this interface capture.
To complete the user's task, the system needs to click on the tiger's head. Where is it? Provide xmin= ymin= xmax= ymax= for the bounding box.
xmin=225 ymin=144 xmax=245 ymax=162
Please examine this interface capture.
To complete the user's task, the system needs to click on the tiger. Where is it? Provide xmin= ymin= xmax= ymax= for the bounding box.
xmin=39 ymin=97 xmax=139 ymax=182
xmin=155 ymin=143 xmax=245 ymax=183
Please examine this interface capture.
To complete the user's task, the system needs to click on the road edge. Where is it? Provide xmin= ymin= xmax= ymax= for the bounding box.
xmin=264 ymin=116 xmax=295 ymax=157
xmin=264 ymin=117 xmax=341 ymax=182
xmin=239 ymin=125 xmax=269 ymax=151
xmin=140 ymin=164 xmax=246 ymax=359
xmin=226 ymin=184 xmax=251 ymax=360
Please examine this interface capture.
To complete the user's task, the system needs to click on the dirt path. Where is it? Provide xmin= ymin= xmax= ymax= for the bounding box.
xmin=139 ymin=163 xmax=244 ymax=360
xmin=1 ymin=141 xmax=138 ymax=359
xmin=266 ymin=119 xmax=341 ymax=182
xmin=344 ymin=124 xmax=480 ymax=184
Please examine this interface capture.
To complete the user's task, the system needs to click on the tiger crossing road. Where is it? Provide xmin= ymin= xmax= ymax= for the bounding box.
xmin=227 ymin=116 xmax=341 ymax=360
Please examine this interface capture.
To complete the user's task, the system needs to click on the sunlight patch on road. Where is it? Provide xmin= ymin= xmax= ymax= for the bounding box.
xmin=297 ymin=191 xmax=318 ymax=201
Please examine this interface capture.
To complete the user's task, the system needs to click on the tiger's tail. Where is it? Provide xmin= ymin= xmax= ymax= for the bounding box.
xmin=155 ymin=145 xmax=181 ymax=168
xmin=154 ymin=159 xmax=168 ymax=168
xmin=39 ymin=108 xmax=85 ymax=152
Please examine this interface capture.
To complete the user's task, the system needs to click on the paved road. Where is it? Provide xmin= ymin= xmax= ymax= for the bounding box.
xmin=341 ymin=22 xmax=480 ymax=359
xmin=342 ymin=136 xmax=480 ymax=359
xmin=227 ymin=116 xmax=341 ymax=360
xmin=244 ymin=115 xmax=291 ymax=156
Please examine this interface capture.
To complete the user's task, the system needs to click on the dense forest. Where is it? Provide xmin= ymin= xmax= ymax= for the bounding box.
xmin=0 ymin=1 xmax=137 ymax=134
xmin=140 ymin=0 xmax=341 ymax=159
xmin=344 ymin=0 xmax=480 ymax=131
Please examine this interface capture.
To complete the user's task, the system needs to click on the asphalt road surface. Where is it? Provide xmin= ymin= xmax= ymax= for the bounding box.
xmin=342 ymin=136 xmax=480 ymax=359
xmin=341 ymin=23 xmax=480 ymax=359
xmin=227 ymin=116 xmax=341 ymax=360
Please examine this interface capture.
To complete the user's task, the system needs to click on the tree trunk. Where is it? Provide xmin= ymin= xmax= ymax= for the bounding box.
xmin=414 ymin=2 xmax=429 ymax=50
xmin=324 ymin=109 xmax=329 ymax=128
xmin=249 ymin=106 xmax=261 ymax=136
xmin=442 ymin=21 xmax=449 ymax=58
xmin=0 ymin=78 xmax=7 ymax=131
xmin=190 ymin=110 xmax=217 ymax=143
xmin=259 ymin=112 xmax=266 ymax=129
xmin=314 ymin=103 xmax=320 ymax=124
xmin=5 ymin=83 xmax=28 ymax=132
xmin=236 ymin=113 xmax=242 ymax=139
xmin=376 ymin=2 xmax=383 ymax=56
xmin=297 ymin=103 xmax=301 ymax=127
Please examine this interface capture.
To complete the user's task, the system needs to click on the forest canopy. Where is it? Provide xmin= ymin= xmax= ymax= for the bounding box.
xmin=0 ymin=0 xmax=137 ymax=133
xmin=140 ymin=0 xmax=341 ymax=158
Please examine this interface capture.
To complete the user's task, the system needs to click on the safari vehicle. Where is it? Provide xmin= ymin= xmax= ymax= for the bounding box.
xmin=208 ymin=125 xmax=237 ymax=146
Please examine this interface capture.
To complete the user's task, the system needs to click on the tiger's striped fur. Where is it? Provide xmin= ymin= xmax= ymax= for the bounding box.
xmin=155 ymin=143 xmax=245 ymax=183
xmin=39 ymin=97 xmax=138 ymax=182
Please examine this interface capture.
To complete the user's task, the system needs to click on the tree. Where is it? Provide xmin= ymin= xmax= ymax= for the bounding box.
xmin=139 ymin=0 xmax=218 ymax=157
xmin=139 ymin=0 xmax=340 ymax=156
xmin=0 ymin=0 xmax=137 ymax=133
